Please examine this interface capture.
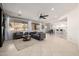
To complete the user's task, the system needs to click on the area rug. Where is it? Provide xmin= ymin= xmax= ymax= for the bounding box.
xmin=13 ymin=38 xmax=40 ymax=51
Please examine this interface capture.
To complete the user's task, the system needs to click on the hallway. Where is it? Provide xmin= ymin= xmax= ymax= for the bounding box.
xmin=0 ymin=34 xmax=79 ymax=56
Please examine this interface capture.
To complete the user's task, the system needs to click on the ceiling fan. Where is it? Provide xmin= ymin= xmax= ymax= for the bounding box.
xmin=39 ymin=13 xmax=48 ymax=19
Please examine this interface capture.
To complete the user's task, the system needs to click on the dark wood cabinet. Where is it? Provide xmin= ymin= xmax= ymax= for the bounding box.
xmin=0 ymin=6 xmax=3 ymax=47
xmin=0 ymin=5 xmax=5 ymax=47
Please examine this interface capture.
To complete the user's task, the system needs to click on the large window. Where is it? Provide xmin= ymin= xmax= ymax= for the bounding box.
xmin=9 ymin=21 xmax=28 ymax=32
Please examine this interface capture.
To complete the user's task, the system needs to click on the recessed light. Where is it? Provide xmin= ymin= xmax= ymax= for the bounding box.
xmin=51 ymin=8 xmax=54 ymax=11
xmin=18 ymin=10 xmax=22 ymax=16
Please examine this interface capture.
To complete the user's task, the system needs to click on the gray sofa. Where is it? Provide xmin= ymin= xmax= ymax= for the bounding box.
xmin=30 ymin=32 xmax=46 ymax=41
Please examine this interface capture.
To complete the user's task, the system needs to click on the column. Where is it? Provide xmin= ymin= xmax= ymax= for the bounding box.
xmin=44 ymin=25 xmax=47 ymax=33
xmin=28 ymin=21 xmax=32 ymax=32
xmin=39 ymin=23 xmax=42 ymax=32
xmin=5 ymin=16 xmax=10 ymax=40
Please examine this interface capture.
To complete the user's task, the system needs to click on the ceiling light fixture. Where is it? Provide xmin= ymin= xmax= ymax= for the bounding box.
xmin=18 ymin=10 xmax=22 ymax=16
xmin=51 ymin=8 xmax=54 ymax=11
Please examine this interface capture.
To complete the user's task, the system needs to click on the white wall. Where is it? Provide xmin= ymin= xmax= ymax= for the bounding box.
xmin=5 ymin=16 xmax=13 ymax=40
xmin=67 ymin=5 xmax=79 ymax=45
xmin=56 ymin=5 xmax=79 ymax=46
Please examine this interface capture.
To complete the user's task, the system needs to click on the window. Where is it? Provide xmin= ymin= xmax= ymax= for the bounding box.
xmin=9 ymin=21 xmax=28 ymax=32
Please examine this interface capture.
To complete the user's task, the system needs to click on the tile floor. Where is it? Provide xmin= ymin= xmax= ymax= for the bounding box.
xmin=0 ymin=34 xmax=79 ymax=56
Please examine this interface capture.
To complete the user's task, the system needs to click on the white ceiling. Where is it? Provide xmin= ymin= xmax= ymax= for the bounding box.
xmin=2 ymin=3 xmax=78 ymax=23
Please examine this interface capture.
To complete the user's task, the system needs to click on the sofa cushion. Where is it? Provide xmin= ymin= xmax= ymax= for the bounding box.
xmin=13 ymin=32 xmax=23 ymax=39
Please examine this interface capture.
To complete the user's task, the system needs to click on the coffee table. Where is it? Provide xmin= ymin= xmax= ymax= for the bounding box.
xmin=23 ymin=35 xmax=31 ymax=41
